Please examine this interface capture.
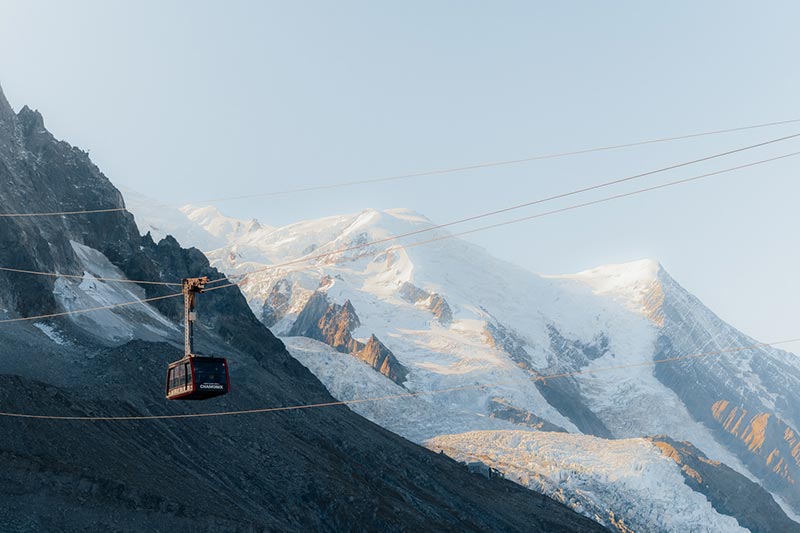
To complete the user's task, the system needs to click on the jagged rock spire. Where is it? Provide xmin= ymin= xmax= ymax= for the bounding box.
xmin=0 ymin=81 xmax=17 ymax=128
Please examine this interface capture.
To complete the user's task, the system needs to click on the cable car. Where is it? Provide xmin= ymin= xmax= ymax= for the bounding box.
xmin=166 ymin=354 xmax=229 ymax=400
xmin=166 ymin=277 xmax=230 ymax=400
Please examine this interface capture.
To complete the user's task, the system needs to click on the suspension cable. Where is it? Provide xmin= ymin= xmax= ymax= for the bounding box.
xmin=0 ymin=267 xmax=181 ymax=287
xmin=393 ymin=151 xmax=800 ymax=252
xmin=9 ymin=131 xmax=795 ymax=289
xmin=2 ymin=118 xmax=800 ymax=218
xmin=184 ymin=118 xmax=800 ymax=204
xmin=0 ymin=338 xmax=795 ymax=421
xmin=208 ymin=149 xmax=800 ymax=287
xmin=4 ymin=149 xmax=798 ymax=324
xmin=0 ymin=293 xmax=183 ymax=324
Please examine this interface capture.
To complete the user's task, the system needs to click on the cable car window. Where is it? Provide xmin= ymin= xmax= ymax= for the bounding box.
xmin=194 ymin=360 xmax=226 ymax=383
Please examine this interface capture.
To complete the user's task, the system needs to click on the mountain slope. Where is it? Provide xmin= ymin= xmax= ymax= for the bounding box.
xmin=0 ymin=84 xmax=606 ymax=532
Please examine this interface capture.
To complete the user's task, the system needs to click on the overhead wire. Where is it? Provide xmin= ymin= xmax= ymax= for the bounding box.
xmin=0 ymin=338 xmax=796 ymax=421
xmin=0 ymin=293 xmax=183 ymax=324
xmin=205 ymin=150 xmax=800 ymax=297
xmin=207 ymin=139 xmax=797 ymax=294
xmin=0 ymin=266 xmax=181 ymax=287
xmin=184 ymin=118 xmax=800 ymax=204
xmin=391 ymin=151 xmax=800 ymax=253
xmin=1 ymin=117 xmax=800 ymax=218
xmin=0 ymin=206 xmax=129 ymax=218
xmin=3 ymin=146 xmax=799 ymax=324
xmin=206 ymin=140 xmax=800 ymax=286
xmin=8 ymin=129 xmax=798 ymax=290
xmin=0 ymin=133 xmax=795 ymax=419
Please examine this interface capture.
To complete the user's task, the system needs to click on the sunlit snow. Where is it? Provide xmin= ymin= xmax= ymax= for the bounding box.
xmin=428 ymin=430 xmax=748 ymax=533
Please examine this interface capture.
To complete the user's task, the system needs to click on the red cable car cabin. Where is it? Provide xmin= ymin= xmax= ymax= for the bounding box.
xmin=166 ymin=354 xmax=229 ymax=400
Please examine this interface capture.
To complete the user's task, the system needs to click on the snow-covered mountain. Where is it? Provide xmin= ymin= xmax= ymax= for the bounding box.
xmin=119 ymin=188 xmax=268 ymax=251
xmin=125 ymin=198 xmax=800 ymax=531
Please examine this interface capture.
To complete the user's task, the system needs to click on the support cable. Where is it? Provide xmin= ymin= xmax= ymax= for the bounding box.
xmin=0 ymin=338 xmax=795 ymax=421
xmin=2 ymin=118 xmax=799 ymax=218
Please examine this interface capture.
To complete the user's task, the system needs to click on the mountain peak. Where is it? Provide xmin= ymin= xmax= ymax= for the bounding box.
xmin=0 ymin=81 xmax=17 ymax=129
xmin=17 ymin=104 xmax=46 ymax=131
xmin=548 ymin=259 xmax=665 ymax=320
xmin=578 ymin=258 xmax=662 ymax=282
xmin=383 ymin=207 xmax=432 ymax=223
xmin=560 ymin=258 xmax=663 ymax=285
xmin=0 ymin=81 xmax=10 ymax=109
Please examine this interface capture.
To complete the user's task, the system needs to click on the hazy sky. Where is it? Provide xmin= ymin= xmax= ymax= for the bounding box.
xmin=1 ymin=1 xmax=798 ymax=351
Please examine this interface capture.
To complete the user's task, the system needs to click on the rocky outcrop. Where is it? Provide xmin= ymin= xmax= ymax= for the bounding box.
xmin=650 ymin=436 xmax=799 ymax=533
xmin=318 ymin=299 xmax=361 ymax=351
xmin=546 ymin=326 xmax=610 ymax=368
xmin=399 ymin=282 xmax=453 ymax=325
xmin=289 ymin=291 xmax=409 ymax=385
xmin=356 ymin=334 xmax=409 ymax=384
xmin=287 ymin=291 xmax=331 ymax=339
xmin=488 ymin=398 xmax=567 ymax=432
xmin=484 ymin=320 xmax=533 ymax=369
xmin=261 ymin=278 xmax=292 ymax=327
xmin=706 ymin=400 xmax=800 ymax=488
xmin=483 ymin=319 xmax=613 ymax=438
xmin=538 ymin=327 xmax=613 ymax=438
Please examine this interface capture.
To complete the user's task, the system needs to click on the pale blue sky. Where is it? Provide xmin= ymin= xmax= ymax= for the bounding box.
xmin=1 ymin=1 xmax=798 ymax=350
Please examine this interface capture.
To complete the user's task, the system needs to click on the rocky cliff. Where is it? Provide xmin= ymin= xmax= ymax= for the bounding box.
xmin=288 ymin=291 xmax=409 ymax=384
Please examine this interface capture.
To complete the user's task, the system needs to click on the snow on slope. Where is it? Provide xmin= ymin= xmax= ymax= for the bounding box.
xmin=285 ymin=336 xmax=544 ymax=441
xmin=120 ymin=187 xmax=224 ymax=250
xmin=52 ymin=241 xmax=178 ymax=343
xmin=181 ymin=204 xmax=269 ymax=245
xmin=428 ymin=431 xmax=748 ymax=533
xmin=548 ymin=259 xmax=663 ymax=314
xmin=123 ymin=201 xmax=766 ymax=463
xmin=192 ymin=207 xmax=751 ymax=472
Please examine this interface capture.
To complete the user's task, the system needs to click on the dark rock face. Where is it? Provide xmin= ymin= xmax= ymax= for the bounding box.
xmin=533 ymin=326 xmax=613 ymax=438
xmin=286 ymin=291 xmax=331 ymax=339
xmin=489 ymin=397 xmax=567 ymax=433
xmin=357 ymin=334 xmax=409 ymax=384
xmin=260 ymin=278 xmax=292 ymax=327
xmin=649 ymin=436 xmax=799 ymax=533
xmin=483 ymin=319 xmax=612 ymax=438
xmin=318 ymin=299 xmax=362 ymax=351
xmin=399 ymin=281 xmax=453 ymax=326
xmin=546 ymin=326 xmax=609 ymax=367
xmin=533 ymin=378 xmax=613 ymax=439
xmin=288 ymin=291 xmax=409 ymax=385
xmin=0 ymin=86 xmax=609 ymax=532
xmin=707 ymin=400 xmax=800 ymax=488
xmin=429 ymin=294 xmax=453 ymax=326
